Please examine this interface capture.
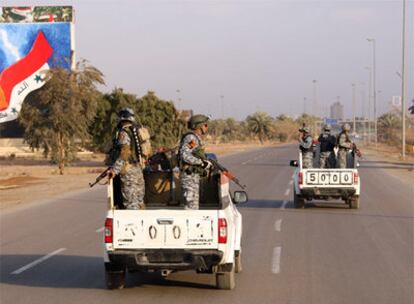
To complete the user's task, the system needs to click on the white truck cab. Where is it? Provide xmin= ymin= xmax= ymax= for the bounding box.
xmin=290 ymin=151 xmax=361 ymax=209
xmin=103 ymin=164 xmax=246 ymax=290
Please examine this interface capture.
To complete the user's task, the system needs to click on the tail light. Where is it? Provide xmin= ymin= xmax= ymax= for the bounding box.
xmin=353 ymin=172 xmax=359 ymax=184
xmin=218 ymin=218 xmax=227 ymax=244
xmin=105 ymin=218 xmax=113 ymax=243
xmin=298 ymin=172 xmax=303 ymax=185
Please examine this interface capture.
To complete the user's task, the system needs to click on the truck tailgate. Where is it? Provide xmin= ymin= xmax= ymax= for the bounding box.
xmin=112 ymin=210 xmax=219 ymax=250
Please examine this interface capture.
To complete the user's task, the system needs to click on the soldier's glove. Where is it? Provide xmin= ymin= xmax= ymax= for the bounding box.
xmin=201 ymin=160 xmax=213 ymax=171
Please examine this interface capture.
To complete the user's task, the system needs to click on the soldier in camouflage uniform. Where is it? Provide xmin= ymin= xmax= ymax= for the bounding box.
xmin=318 ymin=124 xmax=337 ymax=168
xmin=298 ymin=126 xmax=314 ymax=168
xmin=179 ymin=114 xmax=212 ymax=210
xmin=337 ymin=123 xmax=354 ymax=169
xmin=108 ymin=108 xmax=146 ymax=209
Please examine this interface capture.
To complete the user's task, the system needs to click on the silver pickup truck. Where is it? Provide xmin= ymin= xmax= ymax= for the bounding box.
xmin=290 ymin=151 xmax=361 ymax=209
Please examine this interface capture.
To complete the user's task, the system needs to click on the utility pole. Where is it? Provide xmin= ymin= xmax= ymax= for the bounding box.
xmin=367 ymin=38 xmax=377 ymax=147
xmin=401 ymin=0 xmax=407 ymax=159
xmin=303 ymin=97 xmax=307 ymax=114
xmin=352 ymin=83 xmax=356 ymax=134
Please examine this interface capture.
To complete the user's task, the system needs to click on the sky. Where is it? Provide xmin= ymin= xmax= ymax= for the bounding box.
xmin=2 ymin=0 xmax=413 ymax=120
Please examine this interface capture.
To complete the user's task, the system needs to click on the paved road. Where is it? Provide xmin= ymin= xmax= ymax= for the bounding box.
xmin=1 ymin=144 xmax=413 ymax=304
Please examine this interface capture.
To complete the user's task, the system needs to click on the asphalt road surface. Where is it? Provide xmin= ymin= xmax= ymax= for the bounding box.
xmin=1 ymin=144 xmax=413 ymax=304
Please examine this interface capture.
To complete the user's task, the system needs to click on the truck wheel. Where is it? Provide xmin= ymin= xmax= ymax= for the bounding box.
xmin=235 ymin=251 xmax=242 ymax=273
xmin=216 ymin=265 xmax=236 ymax=290
xmin=105 ymin=266 xmax=126 ymax=290
xmin=349 ymin=197 xmax=360 ymax=209
xmin=293 ymin=190 xmax=305 ymax=209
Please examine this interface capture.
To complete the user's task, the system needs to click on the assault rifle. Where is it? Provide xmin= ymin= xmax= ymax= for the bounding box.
xmin=89 ymin=167 xmax=111 ymax=188
xmin=193 ymin=149 xmax=246 ymax=189
xmin=352 ymin=143 xmax=362 ymax=158
xmin=209 ymin=158 xmax=247 ymax=190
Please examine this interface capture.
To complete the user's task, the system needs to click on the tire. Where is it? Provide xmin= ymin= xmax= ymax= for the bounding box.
xmin=105 ymin=267 xmax=126 ymax=290
xmin=235 ymin=251 xmax=242 ymax=273
xmin=293 ymin=188 xmax=305 ymax=209
xmin=216 ymin=264 xmax=236 ymax=290
xmin=349 ymin=197 xmax=360 ymax=209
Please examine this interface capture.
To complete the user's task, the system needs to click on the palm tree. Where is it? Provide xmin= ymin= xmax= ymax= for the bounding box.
xmin=378 ymin=112 xmax=400 ymax=143
xmin=246 ymin=112 xmax=273 ymax=144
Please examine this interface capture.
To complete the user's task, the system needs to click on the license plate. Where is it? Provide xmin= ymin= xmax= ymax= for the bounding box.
xmin=306 ymin=171 xmax=353 ymax=185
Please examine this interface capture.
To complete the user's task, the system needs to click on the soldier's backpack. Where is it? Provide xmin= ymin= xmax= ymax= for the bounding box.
xmin=104 ymin=124 xmax=152 ymax=167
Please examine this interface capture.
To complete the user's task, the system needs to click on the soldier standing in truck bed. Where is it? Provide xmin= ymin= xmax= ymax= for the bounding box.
xmin=337 ymin=123 xmax=354 ymax=169
xmin=108 ymin=108 xmax=151 ymax=209
xmin=298 ymin=126 xmax=314 ymax=168
xmin=318 ymin=124 xmax=337 ymax=168
xmin=178 ymin=114 xmax=213 ymax=210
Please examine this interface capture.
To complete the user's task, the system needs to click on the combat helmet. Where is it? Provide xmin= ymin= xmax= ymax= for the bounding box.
xmin=342 ymin=123 xmax=351 ymax=131
xmin=118 ymin=108 xmax=135 ymax=123
xmin=188 ymin=114 xmax=209 ymax=130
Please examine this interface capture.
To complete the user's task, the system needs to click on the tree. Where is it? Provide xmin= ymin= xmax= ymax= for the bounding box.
xmin=89 ymin=88 xmax=137 ymax=152
xmin=246 ymin=112 xmax=274 ymax=144
xmin=378 ymin=112 xmax=400 ymax=144
xmin=136 ymin=91 xmax=186 ymax=149
xmin=90 ymin=90 xmax=186 ymax=151
xmin=19 ymin=60 xmax=105 ymax=174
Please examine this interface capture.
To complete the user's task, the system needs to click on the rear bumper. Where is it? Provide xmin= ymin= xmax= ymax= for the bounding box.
xmin=107 ymin=249 xmax=223 ymax=271
xmin=299 ymin=187 xmax=356 ymax=199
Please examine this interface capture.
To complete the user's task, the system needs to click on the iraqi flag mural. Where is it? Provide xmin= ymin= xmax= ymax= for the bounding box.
xmin=0 ymin=8 xmax=73 ymax=124
xmin=0 ymin=31 xmax=52 ymax=123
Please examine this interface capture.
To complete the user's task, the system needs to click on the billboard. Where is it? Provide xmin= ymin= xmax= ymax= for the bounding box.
xmin=0 ymin=6 xmax=74 ymax=124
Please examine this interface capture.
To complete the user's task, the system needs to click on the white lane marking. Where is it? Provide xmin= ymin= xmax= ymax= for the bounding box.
xmin=274 ymin=219 xmax=282 ymax=232
xmin=289 ymin=180 xmax=293 ymax=185
xmin=11 ymin=248 xmax=67 ymax=275
xmin=284 ymin=188 xmax=290 ymax=196
xmin=271 ymin=246 xmax=282 ymax=274
xmin=281 ymin=200 xmax=288 ymax=209
xmin=96 ymin=227 xmax=104 ymax=233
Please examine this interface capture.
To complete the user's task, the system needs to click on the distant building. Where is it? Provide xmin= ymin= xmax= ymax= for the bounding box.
xmin=330 ymin=102 xmax=344 ymax=120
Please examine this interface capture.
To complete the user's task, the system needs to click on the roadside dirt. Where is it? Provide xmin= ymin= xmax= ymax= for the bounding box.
xmin=359 ymin=142 xmax=414 ymax=186
xmin=0 ymin=142 xmax=276 ymax=210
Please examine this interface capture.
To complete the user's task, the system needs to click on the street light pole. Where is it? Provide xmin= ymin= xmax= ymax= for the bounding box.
xmin=352 ymin=83 xmax=356 ymax=134
xmin=176 ymin=89 xmax=181 ymax=110
xmin=220 ymin=95 xmax=224 ymax=119
xmin=312 ymin=80 xmax=318 ymax=117
xmin=365 ymin=66 xmax=372 ymax=143
xmin=401 ymin=0 xmax=407 ymax=159
xmin=367 ymin=38 xmax=377 ymax=147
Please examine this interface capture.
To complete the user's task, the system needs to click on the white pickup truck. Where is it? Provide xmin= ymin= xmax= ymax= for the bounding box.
xmin=103 ymin=162 xmax=247 ymax=290
xmin=290 ymin=151 xmax=360 ymax=209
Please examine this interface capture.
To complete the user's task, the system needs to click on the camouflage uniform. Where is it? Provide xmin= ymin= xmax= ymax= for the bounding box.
xmin=337 ymin=131 xmax=353 ymax=169
xmin=179 ymin=132 xmax=204 ymax=210
xmin=318 ymin=130 xmax=336 ymax=168
xmin=112 ymin=127 xmax=145 ymax=209
xmin=299 ymin=134 xmax=314 ymax=168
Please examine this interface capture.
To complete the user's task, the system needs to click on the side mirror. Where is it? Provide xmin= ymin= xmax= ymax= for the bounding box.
xmin=289 ymin=160 xmax=298 ymax=167
xmin=233 ymin=191 xmax=248 ymax=204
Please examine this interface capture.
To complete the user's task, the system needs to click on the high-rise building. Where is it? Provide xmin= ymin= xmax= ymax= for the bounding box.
xmin=330 ymin=102 xmax=344 ymax=120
